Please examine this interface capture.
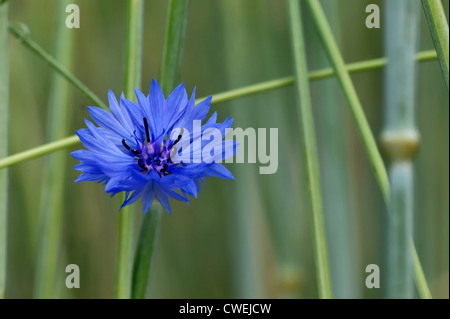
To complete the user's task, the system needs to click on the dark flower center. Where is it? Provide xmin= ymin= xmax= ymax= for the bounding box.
xmin=121 ymin=117 xmax=182 ymax=177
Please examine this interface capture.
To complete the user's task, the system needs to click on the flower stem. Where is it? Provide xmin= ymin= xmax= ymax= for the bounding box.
xmin=131 ymin=204 xmax=163 ymax=299
xmin=159 ymin=0 xmax=190 ymax=92
xmin=0 ymin=0 xmax=9 ymax=300
xmin=115 ymin=0 xmax=143 ymax=299
xmin=422 ymin=0 xmax=449 ymax=90
xmin=34 ymin=0 xmax=75 ymax=298
xmin=8 ymin=22 xmax=107 ymax=110
xmin=288 ymin=0 xmax=332 ymax=299
xmin=130 ymin=0 xmax=190 ymax=299
xmin=123 ymin=0 xmax=143 ymax=99
xmin=0 ymin=51 xmax=438 ymax=171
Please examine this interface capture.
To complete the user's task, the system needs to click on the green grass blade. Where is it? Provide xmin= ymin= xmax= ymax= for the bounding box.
xmin=115 ymin=0 xmax=143 ymax=299
xmin=34 ymin=0 xmax=75 ymax=299
xmin=8 ymin=23 xmax=107 ymax=110
xmin=288 ymin=0 xmax=332 ymax=299
xmin=159 ymin=0 xmax=190 ymax=92
xmin=0 ymin=135 xmax=80 ymax=170
xmin=309 ymin=0 xmax=360 ymax=298
xmin=412 ymin=243 xmax=433 ymax=299
xmin=0 ymin=0 xmax=9 ymax=300
xmin=211 ymin=50 xmax=437 ymax=104
xmin=305 ymin=0 xmax=389 ymax=202
xmin=422 ymin=0 xmax=449 ymax=90
xmin=0 ymin=51 xmax=439 ymax=171
xmin=131 ymin=204 xmax=162 ymax=299
xmin=131 ymin=0 xmax=190 ymax=299
xmin=123 ymin=0 xmax=143 ymax=98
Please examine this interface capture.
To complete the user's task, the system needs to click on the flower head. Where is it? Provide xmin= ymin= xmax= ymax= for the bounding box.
xmin=72 ymin=79 xmax=236 ymax=214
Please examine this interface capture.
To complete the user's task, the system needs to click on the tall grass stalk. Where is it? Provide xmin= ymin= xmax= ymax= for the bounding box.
xmin=382 ymin=0 xmax=420 ymax=299
xmin=0 ymin=50 xmax=438 ymax=171
xmin=288 ymin=0 xmax=332 ymax=299
xmin=115 ymin=0 xmax=143 ymax=299
xmin=308 ymin=0 xmax=359 ymax=298
xmin=131 ymin=204 xmax=162 ymax=298
xmin=305 ymin=0 xmax=389 ymax=202
xmin=412 ymin=243 xmax=432 ymax=299
xmin=34 ymin=0 xmax=75 ymax=299
xmin=159 ymin=0 xmax=189 ymax=92
xmin=130 ymin=0 xmax=190 ymax=299
xmin=422 ymin=0 xmax=449 ymax=90
xmin=0 ymin=0 xmax=9 ymax=300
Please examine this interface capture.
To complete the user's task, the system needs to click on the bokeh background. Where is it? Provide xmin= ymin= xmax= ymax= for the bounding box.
xmin=5 ymin=0 xmax=449 ymax=298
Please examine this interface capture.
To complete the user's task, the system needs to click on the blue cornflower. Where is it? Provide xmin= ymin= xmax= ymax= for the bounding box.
xmin=72 ymin=79 xmax=236 ymax=214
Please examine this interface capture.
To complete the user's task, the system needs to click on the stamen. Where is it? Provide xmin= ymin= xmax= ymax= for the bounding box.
xmin=122 ymin=139 xmax=131 ymax=150
xmin=138 ymin=159 xmax=146 ymax=171
xmin=172 ymin=135 xmax=182 ymax=147
xmin=132 ymin=149 xmax=140 ymax=155
xmin=171 ymin=129 xmax=184 ymax=148
xmin=143 ymin=117 xmax=150 ymax=142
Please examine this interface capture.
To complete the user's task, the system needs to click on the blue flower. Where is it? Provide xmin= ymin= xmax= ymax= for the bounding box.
xmin=71 ymin=79 xmax=237 ymax=214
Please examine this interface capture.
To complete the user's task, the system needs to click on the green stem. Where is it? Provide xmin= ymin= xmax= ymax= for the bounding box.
xmin=383 ymin=0 xmax=420 ymax=299
xmin=131 ymin=204 xmax=163 ymax=299
xmin=8 ymin=22 xmax=107 ymax=110
xmin=116 ymin=205 xmax=135 ymax=299
xmin=130 ymin=0 xmax=190 ymax=299
xmin=115 ymin=0 xmax=143 ymax=299
xmin=288 ymin=0 xmax=332 ymax=299
xmin=310 ymin=0 xmax=359 ymax=298
xmin=0 ymin=0 xmax=9 ymax=300
xmin=123 ymin=0 xmax=143 ymax=98
xmin=422 ymin=0 xmax=449 ymax=90
xmin=0 ymin=135 xmax=79 ymax=170
xmin=159 ymin=0 xmax=189 ymax=92
xmin=0 ymin=51 xmax=439 ymax=171
xmin=34 ymin=0 xmax=75 ymax=299
xmin=212 ymin=51 xmax=436 ymax=104
xmin=412 ymin=242 xmax=432 ymax=299
xmin=306 ymin=0 xmax=389 ymax=202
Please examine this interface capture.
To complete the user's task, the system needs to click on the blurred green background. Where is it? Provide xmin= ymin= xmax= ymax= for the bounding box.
xmin=5 ymin=0 xmax=449 ymax=298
